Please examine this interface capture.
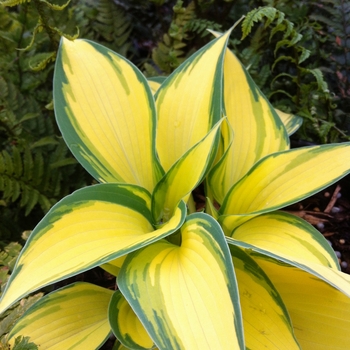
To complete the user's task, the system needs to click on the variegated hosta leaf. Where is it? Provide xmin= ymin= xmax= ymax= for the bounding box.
xmin=227 ymin=238 xmax=350 ymax=298
xmin=100 ymin=255 xmax=127 ymax=277
xmin=152 ymin=120 xmax=221 ymax=224
xmin=275 ymin=108 xmax=303 ymax=136
xmin=228 ymin=245 xmax=300 ymax=350
xmin=118 ymin=213 xmax=244 ymax=350
xmin=147 ymin=77 xmax=165 ymax=94
xmin=0 ymin=184 xmax=186 ymax=313
xmin=207 ymin=37 xmax=289 ymax=204
xmin=207 ymin=119 xmax=234 ymax=204
xmin=238 ymin=247 xmax=350 ymax=350
xmin=54 ymin=38 xmax=163 ymax=193
xmin=219 ymin=142 xmax=350 ymax=233
xmin=155 ymin=30 xmax=231 ymax=172
xmin=230 ymin=211 xmax=340 ymax=270
xmin=8 ymin=283 xmax=113 ymax=350
xmin=109 ymin=290 xmax=154 ymax=350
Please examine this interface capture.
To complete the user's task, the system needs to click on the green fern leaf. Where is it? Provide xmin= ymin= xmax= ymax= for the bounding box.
xmin=11 ymin=180 xmax=20 ymax=202
xmin=3 ymin=151 xmax=13 ymax=177
xmin=3 ymin=177 xmax=13 ymax=200
xmin=306 ymin=68 xmax=329 ymax=92
xmin=242 ymin=6 xmax=278 ymax=39
xmin=31 ymin=152 xmax=44 ymax=187
xmin=298 ymin=47 xmax=311 ymax=64
xmin=23 ymin=148 xmax=33 ymax=182
xmin=12 ymin=147 xmax=22 ymax=178
xmin=24 ymin=188 xmax=39 ymax=216
xmin=0 ymin=0 xmax=28 ymax=6
xmin=38 ymin=0 xmax=71 ymax=11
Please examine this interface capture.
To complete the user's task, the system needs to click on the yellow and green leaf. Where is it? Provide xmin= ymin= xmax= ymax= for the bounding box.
xmin=227 ymin=237 xmax=350 ymax=298
xmin=219 ymin=142 xmax=350 ymax=233
xmin=228 ymin=245 xmax=300 ymax=350
xmin=220 ymin=47 xmax=289 ymax=184
xmin=238 ymin=248 xmax=350 ymax=350
xmin=8 ymin=282 xmax=113 ymax=350
xmin=147 ymin=76 xmax=165 ymax=94
xmin=54 ymin=38 xmax=163 ymax=192
xmin=0 ymin=184 xmax=186 ymax=313
xmin=100 ymin=255 xmax=128 ymax=277
xmin=109 ymin=290 xmax=154 ymax=350
xmin=275 ymin=109 xmax=303 ymax=136
xmin=118 ymin=213 xmax=244 ymax=350
xmin=155 ymin=30 xmax=231 ymax=171
xmin=230 ymin=211 xmax=340 ymax=270
xmin=207 ymin=36 xmax=290 ymax=204
xmin=152 ymin=120 xmax=221 ymax=224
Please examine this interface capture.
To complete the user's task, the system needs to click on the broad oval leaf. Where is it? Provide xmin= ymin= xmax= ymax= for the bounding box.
xmin=220 ymin=143 xmax=350 ymax=232
xmin=155 ymin=30 xmax=231 ymax=172
xmin=152 ymin=120 xmax=221 ymax=224
xmin=109 ymin=290 xmax=154 ymax=350
xmin=54 ymin=38 xmax=163 ymax=192
xmin=229 ymin=244 xmax=300 ymax=350
xmin=220 ymin=48 xmax=289 ymax=185
xmin=241 ymin=248 xmax=350 ymax=350
xmin=118 ymin=213 xmax=244 ymax=350
xmin=0 ymin=184 xmax=186 ymax=313
xmin=231 ymin=211 xmax=340 ymax=270
xmin=8 ymin=282 xmax=113 ymax=350
xmin=227 ymin=238 xmax=350 ymax=298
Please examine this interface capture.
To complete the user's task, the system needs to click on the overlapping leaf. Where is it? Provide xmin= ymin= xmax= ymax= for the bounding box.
xmin=54 ymin=38 xmax=163 ymax=192
xmin=229 ymin=245 xmax=300 ymax=350
xmin=0 ymin=184 xmax=186 ymax=313
xmin=275 ymin=109 xmax=303 ymax=136
xmin=219 ymin=143 xmax=350 ymax=233
xmin=244 ymin=250 xmax=350 ymax=350
xmin=118 ymin=213 xmax=244 ymax=350
xmin=230 ymin=211 xmax=339 ymax=269
xmin=152 ymin=120 xmax=221 ymax=224
xmin=207 ymin=36 xmax=289 ymax=203
xmin=109 ymin=290 xmax=154 ymax=350
xmin=155 ymin=30 xmax=231 ymax=172
xmin=8 ymin=283 xmax=113 ymax=350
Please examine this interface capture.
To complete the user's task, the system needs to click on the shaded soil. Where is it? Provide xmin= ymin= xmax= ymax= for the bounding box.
xmin=285 ymin=176 xmax=350 ymax=274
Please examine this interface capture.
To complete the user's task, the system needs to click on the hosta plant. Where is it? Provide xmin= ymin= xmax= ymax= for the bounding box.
xmin=1 ymin=27 xmax=350 ymax=350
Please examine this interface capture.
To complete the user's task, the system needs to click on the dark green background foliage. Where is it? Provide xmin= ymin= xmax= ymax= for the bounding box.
xmin=0 ymin=0 xmax=349 ymax=243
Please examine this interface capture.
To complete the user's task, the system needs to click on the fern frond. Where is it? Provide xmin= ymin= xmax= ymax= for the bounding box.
xmin=305 ymin=68 xmax=329 ymax=92
xmin=151 ymin=0 xmax=196 ymax=73
xmin=38 ymin=0 xmax=71 ymax=11
xmin=0 ymin=147 xmax=56 ymax=215
xmin=241 ymin=6 xmax=277 ymax=39
xmin=0 ymin=0 xmax=28 ymax=6
xmin=186 ymin=18 xmax=222 ymax=37
xmin=93 ymin=0 xmax=132 ymax=54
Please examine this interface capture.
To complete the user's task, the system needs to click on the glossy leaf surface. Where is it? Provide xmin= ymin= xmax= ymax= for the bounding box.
xmin=8 ymin=283 xmax=113 ymax=350
xmin=220 ymin=48 xmax=289 ymax=185
xmin=152 ymin=121 xmax=221 ymax=223
xmin=155 ymin=30 xmax=231 ymax=171
xmin=118 ymin=213 xmax=244 ymax=350
xmin=54 ymin=38 xmax=163 ymax=192
xmin=229 ymin=245 xmax=300 ymax=350
xmin=109 ymin=290 xmax=154 ymax=350
xmin=220 ymin=143 xmax=350 ymax=233
xmin=247 ymin=250 xmax=350 ymax=350
xmin=231 ymin=211 xmax=340 ymax=269
xmin=0 ymin=184 xmax=186 ymax=313
xmin=275 ymin=109 xmax=303 ymax=136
